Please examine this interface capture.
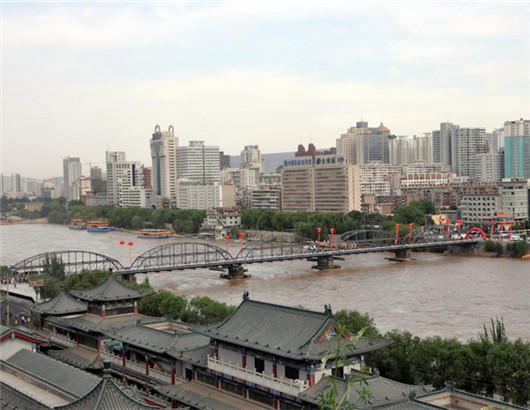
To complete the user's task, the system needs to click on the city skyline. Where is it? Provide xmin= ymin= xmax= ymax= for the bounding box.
xmin=2 ymin=1 xmax=529 ymax=179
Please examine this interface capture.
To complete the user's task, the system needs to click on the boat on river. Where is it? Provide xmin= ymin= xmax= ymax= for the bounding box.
xmin=69 ymin=219 xmax=86 ymax=230
xmin=86 ymin=220 xmax=110 ymax=233
xmin=136 ymin=229 xmax=172 ymax=239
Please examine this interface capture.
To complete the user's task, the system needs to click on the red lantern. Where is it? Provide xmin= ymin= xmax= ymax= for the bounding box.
xmin=128 ymin=241 xmax=134 ymax=246
xmin=329 ymin=228 xmax=335 ymax=250
xmin=120 ymin=240 xmax=125 ymax=245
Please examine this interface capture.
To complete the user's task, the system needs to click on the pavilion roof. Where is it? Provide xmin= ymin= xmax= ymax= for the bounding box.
xmin=30 ymin=290 xmax=87 ymax=315
xmin=69 ymin=275 xmax=154 ymax=303
xmin=55 ymin=362 xmax=157 ymax=410
xmin=299 ymin=372 xmax=431 ymax=408
xmin=48 ymin=312 xmax=163 ymax=334
xmin=195 ymin=293 xmax=391 ymax=361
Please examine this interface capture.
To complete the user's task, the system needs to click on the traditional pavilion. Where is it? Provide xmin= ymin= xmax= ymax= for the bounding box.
xmin=193 ymin=291 xmax=393 ymax=409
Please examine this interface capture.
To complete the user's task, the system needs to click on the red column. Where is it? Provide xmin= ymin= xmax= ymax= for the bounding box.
xmin=215 ymin=379 xmax=220 ymax=389
xmin=101 ymin=305 xmax=106 ymax=318
xmin=171 ymin=368 xmax=176 ymax=385
xmin=307 ymin=372 xmax=315 ymax=387
xmin=243 ymin=389 xmax=248 ymax=399
xmin=133 ymin=301 xmax=138 ymax=314
xmin=214 ymin=347 xmax=219 ymax=359
xmin=272 ymin=363 xmax=277 ymax=378
xmin=97 ymin=339 xmax=101 ymax=352
xmin=273 ymin=399 xmax=280 ymax=409
xmin=145 ymin=358 xmax=150 ymax=376
xmin=122 ymin=351 xmax=126 ymax=367
xmin=76 ymin=333 xmax=80 ymax=345
xmin=242 ymin=354 xmax=247 ymax=369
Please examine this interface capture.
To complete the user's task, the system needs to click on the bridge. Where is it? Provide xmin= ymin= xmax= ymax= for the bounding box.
xmin=7 ymin=227 xmax=480 ymax=279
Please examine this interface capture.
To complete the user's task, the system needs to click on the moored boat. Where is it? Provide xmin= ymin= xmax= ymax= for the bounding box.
xmin=136 ymin=229 xmax=172 ymax=239
xmin=86 ymin=220 xmax=110 ymax=232
xmin=69 ymin=219 xmax=86 ymax=230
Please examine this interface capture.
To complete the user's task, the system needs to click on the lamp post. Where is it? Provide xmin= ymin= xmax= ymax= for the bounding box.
xmin=239 ymin=233 xmax=245 ymax=253
xmin=508 ymin=221 xmax=513 ymax=241
xmin=446 ymin=219 xmax=451 ymax=239
xmin=316 ymin=227 xmax=322 ymax=243
xmin=394 ymin=224 xmax=399 ymax=245
xmin=498 ymin=221 xmax=505 ymax=242
xmin=225 ymin=235 xmax=230 ymax=252
xmin=329 ymin=228 xmax=335 ymax=250
xmin=490 ymin=220 xmax=495 ymax=240
xmin=441 ymin=218 xmax=446 ymax=233
xmin=408 ymin=223 xmax=413 ymax=244
xmin=456 ymin=220 xmax=462 ymax=236
xmin=128 ymin=241 xmax=134 ymax=266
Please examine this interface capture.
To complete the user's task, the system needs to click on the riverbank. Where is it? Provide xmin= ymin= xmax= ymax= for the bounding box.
xmin=0 ymin=218 xmax=48 ymax=225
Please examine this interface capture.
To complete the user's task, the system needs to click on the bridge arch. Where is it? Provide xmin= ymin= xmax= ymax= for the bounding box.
xmin=338 ymin=230 xmax=396 ymax=247
xmin=238 ymin=237 xmax=315 ymax=259
xmin=464 ymin=227 xmax=488 ymax=240
xmin=9 ymin=251 xmax=124 ymax=276
xmin=130 ymin=242 xmax=233 ymax=270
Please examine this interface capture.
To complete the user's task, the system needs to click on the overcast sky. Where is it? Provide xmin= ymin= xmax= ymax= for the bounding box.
xmin=2 ymin=1 xmax=529 ymax=179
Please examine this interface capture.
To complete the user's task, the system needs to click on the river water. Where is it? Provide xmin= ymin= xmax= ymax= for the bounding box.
xmin=1 ymin=224 xmax=529 ymax=342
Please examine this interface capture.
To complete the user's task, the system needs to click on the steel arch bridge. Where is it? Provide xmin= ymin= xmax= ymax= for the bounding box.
xmin=130 ymin=242 xmax=234 ymax=270
xmin=8 ymin=251 xmax=124 ymax=276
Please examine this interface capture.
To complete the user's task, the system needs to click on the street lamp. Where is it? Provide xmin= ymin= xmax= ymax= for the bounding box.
xmin=329 ymin=228 xmax=335 ymax=250
xmin=128 ymin=241 xmax=134 ymax=266
xmin=239 ymin=233 xmax=245 ymax=253
xmin=490 ymin=220 xmax=495 ymax=240
xmin=225 ymin=235 xmax=230 ymax=252
xmin=498 ymin=221 xmax=505 ymax=242
xmin=316 ymin=227 xmax=322 ymax=242
xmin=394 ymin=224 xmax=400 ymax=245
xmin=456 ymin=220 xmax=462 ymax=235
xmin=408 ymin=223 xmax=413 ymax=244
xmin=508 ymin=221 xmax=513 ymax=241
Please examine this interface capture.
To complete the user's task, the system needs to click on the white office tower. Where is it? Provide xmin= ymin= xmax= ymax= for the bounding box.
xmin=451 ymin=127 xmax=487 ymax=180
xmin=177 ymin=141 xmax=221 ymax=183
xmin=106 ymin=151 xmax=149 ymax=207
xmin=62 ymin=157 xmax=82 ymax=202
xmin=336 ymin=121 xmax=391 ymax=164
xmin=432 ymin=122 xmax=459 ymax=165
xmin=241 ymin=145 xmax=262 ymax=172
xmin=150 ymin=125 xmax=178 ymax=207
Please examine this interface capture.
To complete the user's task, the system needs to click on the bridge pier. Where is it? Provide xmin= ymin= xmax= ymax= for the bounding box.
xmin=311 ymin=256 xmax=341 ymax=270
xmin=220 ymin=265 xmax=249 ymax=279
xmin=390 ymin=249 xmax=411 ymax=262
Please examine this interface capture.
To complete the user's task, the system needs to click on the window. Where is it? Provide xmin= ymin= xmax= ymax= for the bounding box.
xmin=255 ymin=357 xmax=265 ymax=373
xmin=285 ymin=365 xmax=299 ymax=380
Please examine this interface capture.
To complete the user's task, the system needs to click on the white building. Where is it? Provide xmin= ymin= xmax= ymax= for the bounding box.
xmin=336 ymin=121 xmax=391 ymax=165
xmin=62 ymin=157 xmax=82 ymax=202
xmin=432 ymin=122 xmax=459 ymax=166
xmin=451 ymin=127 xmax=487 ymax=180
xmin=106 ymin=151 xmax=150 ymax=207
xmin=359 ymin=163 xmax=401 ymax=196
xmin=177 ymin=182 xmax=235 ymax=210
xmin=499 ymin=179 xmax=529 ymax=224
xmin=459 ymin=193 xmax=501 ymax=225
xmin=177 ymin=141 xmax=221 ymax=184
xmin=240 ymin=145 xmax=262 ymax=172
xmin=150 ymin=125 xmax=178 ymax=206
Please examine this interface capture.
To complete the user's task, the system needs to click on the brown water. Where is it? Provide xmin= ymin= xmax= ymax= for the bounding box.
xmin=1 ymin=224 xmax=529 ymax=341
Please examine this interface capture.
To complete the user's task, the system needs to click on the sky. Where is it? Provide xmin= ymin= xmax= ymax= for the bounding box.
xmin=1 ymin=1 xmax=529 ymax=179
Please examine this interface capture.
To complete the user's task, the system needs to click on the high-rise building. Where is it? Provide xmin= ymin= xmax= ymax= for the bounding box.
xmin=177 ymin=141 xmax=221 ymax=183
xmin=281 ymin=155 xmax=361 ymax=213
xmin=63 ymin=157 xmax=82 ymax=202
xmin=451 ymin=127 xmax=487 ymax=180
xmin=336 ymin=121 xmax=391 ymax=165
xmin=106 ymin=151 xmax=150 ymax=207
xmin=432 ymin=122 xmax=459 ymax=165
xmin=240 ymin=145 xmax=262 ymax=172
xmin=150 ymin=125 xmax=178 ymax=206
xmin=504 ymin=119 xmax=530 ymax=178
xmin=10 ymin=172 xmax=21 ymax=195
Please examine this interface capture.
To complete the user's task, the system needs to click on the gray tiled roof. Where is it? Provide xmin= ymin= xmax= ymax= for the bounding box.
xmin=69 ymin=275 xmax=154 ymax=302
xmin=168 ymin=345 xmax=215 ymax=367
xmin=5 ymin=349 xmax=100 ymax=397
xmin=105 ymin=325 xmax=178 ymax=353
xmin=0 ymin=324 xmax=48 ymax=345
xmin=0 ymin=381 xmax=51 ymax=410
xmin=48 ymin=346 xmax=104 ymax=370
xmin=49 ymin=312 xmax=163 ymax=333
xmin=156 ymin=381 xmax=270 ymax=410
xmin=195 ymin=297 xmax=391 ymax=361
xmin=30 ymin=290 xmax=87 ymax=315
xmin=299 ymin=374 xmax=431 ymax=408
xmin=55 ymin=374 xmax=157 ymax=409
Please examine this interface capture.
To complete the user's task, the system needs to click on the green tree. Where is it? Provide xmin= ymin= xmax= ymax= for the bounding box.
xmin=42 ymin=254 xmax=66 ymax=281
xmin=138 ymin=289 xmax=187 ymax=319
xmin=334 ymin=310 xmax=380 ymax=338
xmin=181 ymin=296 xmax=236 ymax=325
